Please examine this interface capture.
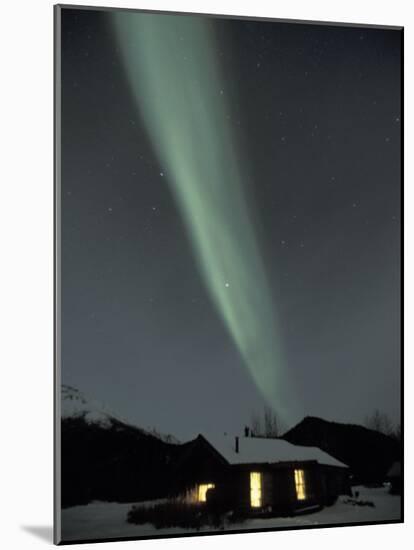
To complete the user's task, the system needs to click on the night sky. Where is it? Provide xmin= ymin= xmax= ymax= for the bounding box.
xmin=60 ymin=7 xmax=401 ymax=440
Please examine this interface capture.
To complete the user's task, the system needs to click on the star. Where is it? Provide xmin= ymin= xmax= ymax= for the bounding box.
xmin=225 ymin=282 xmax=230 ymax=288
xmin=160 ymin=171 xmax=164 ymax=177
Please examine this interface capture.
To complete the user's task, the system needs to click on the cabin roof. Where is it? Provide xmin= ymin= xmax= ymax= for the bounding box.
xmin=201 ymin=434 xmax=348 ymax=468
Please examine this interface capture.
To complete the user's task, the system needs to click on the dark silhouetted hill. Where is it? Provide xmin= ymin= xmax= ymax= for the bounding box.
xmin=60 ymin=386 xmax=183 ymax=507
xmin=282 ymin=416 xmax=401 ymax=483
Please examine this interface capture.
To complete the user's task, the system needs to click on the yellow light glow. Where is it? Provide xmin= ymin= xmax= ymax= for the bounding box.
xmin=198 ymin=483 xmax=215 ymax=502
xmin=250 ymin=471 xmax=262 ymax=508
xmin=294 ymin=469 xmax=306 ymax=500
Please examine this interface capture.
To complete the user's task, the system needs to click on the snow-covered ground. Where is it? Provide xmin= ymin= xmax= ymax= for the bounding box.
xmin=60 ymin=486 xmax=401 ymax=542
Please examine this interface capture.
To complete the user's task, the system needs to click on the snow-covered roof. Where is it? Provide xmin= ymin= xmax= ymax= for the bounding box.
xmin=202 ymin=434 xmax=347 ymax=468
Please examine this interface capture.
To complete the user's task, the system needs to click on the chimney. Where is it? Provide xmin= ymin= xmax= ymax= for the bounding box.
xmin=235 ymin=436 xmax=239 ymax=453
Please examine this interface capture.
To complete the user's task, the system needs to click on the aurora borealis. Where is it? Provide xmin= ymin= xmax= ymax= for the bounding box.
xmin=60 ymin=7 xmax=401 ymax=440
xmin=113 ymin=13 xmax=296 ymax=422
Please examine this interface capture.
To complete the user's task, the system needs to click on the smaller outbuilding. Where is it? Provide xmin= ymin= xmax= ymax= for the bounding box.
xmin=174 ymin=433 xmax=350 ymax=517
xmin=386 ymin=461 xmax=402 ymax=495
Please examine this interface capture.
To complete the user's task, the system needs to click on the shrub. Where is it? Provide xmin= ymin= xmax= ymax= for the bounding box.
xmin=127 ymin=500 xmax=246 ymax=530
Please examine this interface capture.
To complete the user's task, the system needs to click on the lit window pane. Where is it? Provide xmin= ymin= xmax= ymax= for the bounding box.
xmin=250 ymin=471 xmax=262 ymax=508
xmin=294 ymin=469 xmax=306 ymax=500
xmin=198 ymin=483 xmax=215 ymax=502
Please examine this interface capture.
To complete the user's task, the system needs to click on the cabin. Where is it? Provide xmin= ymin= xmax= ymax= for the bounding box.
xmin=173 ymin=433 xmax=350 ymax=517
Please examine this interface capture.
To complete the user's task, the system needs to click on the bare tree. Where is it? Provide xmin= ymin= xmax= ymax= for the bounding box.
xmin=250 ymin=412 xmax=262 ymax=437
xmin=364 ymin=409 xmax=394 ymax=436
xmin=264 ymin=405 xmax=280 ymax=437
xmin=250 ymin=406 xmax=284 ymax=438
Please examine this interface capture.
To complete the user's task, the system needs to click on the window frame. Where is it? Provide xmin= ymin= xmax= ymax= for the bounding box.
xmin=197 ymin=483 xmax=215 ymax=502
xmin=250 ymin=471 xmax=263 ymax=508
xmin=294 ymin=468 xmax=307 ymax=501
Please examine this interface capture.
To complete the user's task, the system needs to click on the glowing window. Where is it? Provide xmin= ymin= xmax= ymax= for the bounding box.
xmin=198 ymin=483 xmax=215 ymax=502
xmin=294 ymin=469 xmax=306 ymax=500
xmin=250 ymin=471 xmax=262 ymax=508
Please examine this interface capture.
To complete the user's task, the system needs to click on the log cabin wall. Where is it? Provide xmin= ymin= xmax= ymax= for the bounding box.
xmin=172 ymin=435 xmax=350 ymax=516
xmin=270 ymin=467 xmax=296 ymax=515
xmin=321 ymin=465 xmax=351 ymax=504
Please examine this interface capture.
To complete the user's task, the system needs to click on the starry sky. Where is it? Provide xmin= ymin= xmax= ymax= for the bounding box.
xmin=59 ymin=7 xmax=402 ymax=441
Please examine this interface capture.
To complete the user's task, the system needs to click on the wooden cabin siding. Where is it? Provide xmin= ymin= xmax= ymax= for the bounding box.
xmin=225 ymin=462 xmax=348 ymax=516
xmin=227 ymin=463 xmax=319 ymax=515
xmin=297 ymin=464 xmax=323 ymax=509
xmin=272 ymin=467 xmax=296 ymax=515
xmin=320 ymin=465 xmax=351 ymax=504
xmin=171 ymin=436 xmax=230 ymax=497
xmin=172 ymin=434 xmax=349 ymax=516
